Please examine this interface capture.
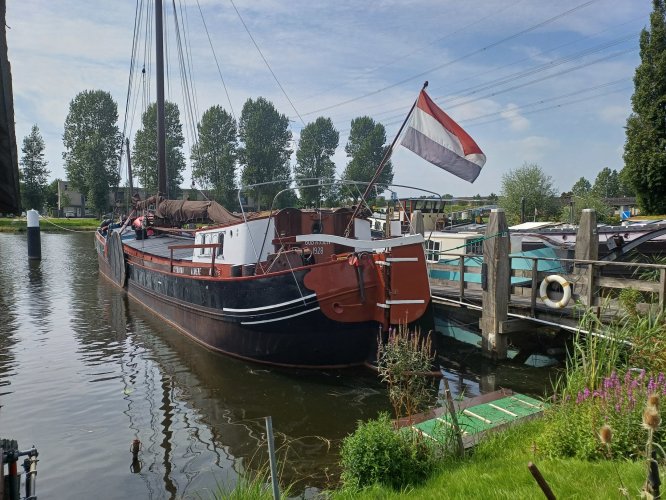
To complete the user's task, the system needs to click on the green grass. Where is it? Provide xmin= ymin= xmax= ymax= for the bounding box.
xmin=332 ymin=420 xmax=646 ymax=499
xmin=0 ymin=217 xmax=100 ymax=232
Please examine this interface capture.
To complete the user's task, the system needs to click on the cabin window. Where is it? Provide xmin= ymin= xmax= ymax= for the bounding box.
xmin=467 ymin=238 xmax=483 ymax=255
xmin=425 ymin=240 xmax=440 ymax=261
xmin=199 ymin=235 xmax=206 ymax=255
xmin=311 ymin=221 xmax=322 ymax=234
xmin=217 ymin=232 xmax=224 ymax=257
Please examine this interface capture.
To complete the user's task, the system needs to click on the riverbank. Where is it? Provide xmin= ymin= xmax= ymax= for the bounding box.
xmin=0 ymin=217 xmax=99 ymax=232
xmin=330 ymin=419 xmax=644 ymax=499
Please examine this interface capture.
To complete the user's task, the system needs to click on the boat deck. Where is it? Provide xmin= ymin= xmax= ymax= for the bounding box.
xmin=124 ymin=234 xmax=194 ymax=261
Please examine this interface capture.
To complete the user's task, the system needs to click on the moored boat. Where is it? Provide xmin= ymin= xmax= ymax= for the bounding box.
xmin=96 ymin=198 xmax=431 ymax=368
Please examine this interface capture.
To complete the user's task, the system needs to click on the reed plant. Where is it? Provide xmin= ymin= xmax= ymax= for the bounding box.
xmin=376 ymin=324 xmax=437 ymax=423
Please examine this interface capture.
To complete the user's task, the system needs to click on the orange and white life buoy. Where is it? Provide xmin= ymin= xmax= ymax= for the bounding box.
xmin=540 ymin=274 xmax=572 ymax=309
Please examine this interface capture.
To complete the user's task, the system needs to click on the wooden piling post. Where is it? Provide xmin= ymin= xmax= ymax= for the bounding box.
xmin=575 ymin=209 xmax=598 ymax=261
xmin=575 ymin=209 xmax=598 ymax=307
xmin=480 ymin=209 xmax=510 ymax=360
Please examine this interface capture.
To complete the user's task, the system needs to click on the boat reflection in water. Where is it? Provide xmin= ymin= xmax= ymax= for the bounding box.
xmin=91 ymin=276 xmax=390 ymax=495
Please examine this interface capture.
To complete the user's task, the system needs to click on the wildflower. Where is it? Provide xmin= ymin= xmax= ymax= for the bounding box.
xmin=599 ymin=424 xmax=612 ymax=445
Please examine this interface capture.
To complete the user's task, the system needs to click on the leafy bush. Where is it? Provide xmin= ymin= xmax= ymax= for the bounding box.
xmin=340 ymin=413 xmax=436 ymax=490
xmin=540 ymin=369 xmax=666 ymax=460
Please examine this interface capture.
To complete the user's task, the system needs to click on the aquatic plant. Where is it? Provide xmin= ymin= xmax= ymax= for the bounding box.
xmin=376 ymin=324 xmax=437 ymax=424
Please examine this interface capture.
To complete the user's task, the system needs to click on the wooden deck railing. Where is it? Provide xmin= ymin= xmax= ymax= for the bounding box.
xmin=429 ymin=254 xmax=666 ymax=318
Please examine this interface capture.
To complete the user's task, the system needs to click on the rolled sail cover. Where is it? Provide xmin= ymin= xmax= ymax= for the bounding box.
xmin=135 ymin=196 xmax=242 ymax=225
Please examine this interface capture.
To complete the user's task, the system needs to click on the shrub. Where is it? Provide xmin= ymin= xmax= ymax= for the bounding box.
xmin=340 ymin=413 xmax=436 ymax=490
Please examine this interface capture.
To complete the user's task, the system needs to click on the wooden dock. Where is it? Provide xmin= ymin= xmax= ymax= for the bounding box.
xmin=427 ymin=209 xmax=666 ymax=359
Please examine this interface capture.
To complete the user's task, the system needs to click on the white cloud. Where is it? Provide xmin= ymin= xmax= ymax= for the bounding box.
xmin=598 ymin=104 xmax=629 ymax=125
xmin=500 ymin=103 xmax=530 ymax=131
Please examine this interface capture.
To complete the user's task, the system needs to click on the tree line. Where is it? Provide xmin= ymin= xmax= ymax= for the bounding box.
xmin=19 ymin=2 xmax=666 ymax=219
xmin=19 ymin=92 xmax=395 ymax=216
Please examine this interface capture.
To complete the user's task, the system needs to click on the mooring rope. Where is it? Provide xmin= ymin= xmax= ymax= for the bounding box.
xmin=38 ymin=215 xmax=99 ymax=233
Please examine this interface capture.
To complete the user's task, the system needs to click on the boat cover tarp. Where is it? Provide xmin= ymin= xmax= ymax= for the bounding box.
xmin=134 ymin=195 xmax=241 ymax=224
xmin=155 ymin=199 xmax=241 ymax=224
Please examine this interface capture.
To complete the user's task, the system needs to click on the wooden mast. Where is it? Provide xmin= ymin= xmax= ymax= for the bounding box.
xmin=125 ymin=138 xmax=134 ymax=197
xmin=155 ymin=0 xmax=167 ymax=198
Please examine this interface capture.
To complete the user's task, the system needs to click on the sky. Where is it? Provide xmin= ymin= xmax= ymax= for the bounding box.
xmin=6 ymin=0 xmax=654 ymax=199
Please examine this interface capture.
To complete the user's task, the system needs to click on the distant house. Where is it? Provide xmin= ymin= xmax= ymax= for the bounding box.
xmin=57 ymin=181 xmax=86 ymax=217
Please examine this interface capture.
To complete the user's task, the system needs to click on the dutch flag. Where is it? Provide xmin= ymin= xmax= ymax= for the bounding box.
xmin=401 ymin=90 xmax=486 ymax=183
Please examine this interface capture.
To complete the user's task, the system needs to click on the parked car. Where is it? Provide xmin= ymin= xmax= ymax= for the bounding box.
xmin=64 ymin=210 xmax=75 ymax=218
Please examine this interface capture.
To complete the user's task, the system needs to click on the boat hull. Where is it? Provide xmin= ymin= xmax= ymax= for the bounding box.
xmin=96 ymin=232 xmax=430 ymax=368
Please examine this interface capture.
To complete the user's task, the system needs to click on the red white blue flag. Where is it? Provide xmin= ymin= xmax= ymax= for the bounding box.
xmin=401 ymin=90 xmax=486 ymax=183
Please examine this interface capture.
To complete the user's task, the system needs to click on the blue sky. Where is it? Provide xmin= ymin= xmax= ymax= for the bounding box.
xmin=7 ymin=0 xmax=652 ymax=198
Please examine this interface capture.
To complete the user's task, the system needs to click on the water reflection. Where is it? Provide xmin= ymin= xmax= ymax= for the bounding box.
xmin=0 ymin=234 xmax=19 ymax=398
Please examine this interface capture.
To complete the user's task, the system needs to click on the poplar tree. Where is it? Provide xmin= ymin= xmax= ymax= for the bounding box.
xmin=191 ymin=105 xmax=237 ymax=208
xmin=133 ymin=101 xmax=186 ymax=199
xmin=294 ymin=117 xmax=339 ymax=207
xmin=342 ymin=117 xmax=393 ymax=199
xmin=63 ymin=90 xmax=121 ymax=215
xmin=623 ymin=0 xmax=666 ymax=213
xmin=238 ymin=97 xmax=293 ymax=209
xmin=20 ymin=125 xmax=49 ymax=211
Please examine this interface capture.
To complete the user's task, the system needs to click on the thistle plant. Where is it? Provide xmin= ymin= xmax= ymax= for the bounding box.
xmin=598 ymin=424 xmax=630 ymax=498
xmin=642 ymin=394 xmax=662 ymax=499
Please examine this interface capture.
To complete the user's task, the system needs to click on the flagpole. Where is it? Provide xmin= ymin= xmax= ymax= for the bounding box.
xmin=344 ymin=81 xmax=428 ymax=236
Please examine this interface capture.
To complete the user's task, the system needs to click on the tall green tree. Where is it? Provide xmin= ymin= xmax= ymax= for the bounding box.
xmin=623 ymin=0 xmax=666 ymax=214
xmin=342 ymin=117 xmax=393 ymax=199
xmin=238 ymin=97 xmax=293 ymax=209
xmin=561 ymin=191 xmax=612 ymax=224
xmin=592 ymin=167 xmax=621 ymax=198
xmin=571 ymin=177 xmax=592 ymax=196
xmin=133 ymin=101 xmax=186 ymax=198
xmin=294 ymin=117 xmax=339 ymax=207
xmin=191 ymin=105 xmax=238 ymax=208
xmin=20 ymin=125 xmax=49 ymax=211
xmin=44 ymin=179 xmax=60 ymax=215
xmin=63 ymin=90 xmax=121 ymax=216
xmin=498 ymin=162 xmax=559 ymax=225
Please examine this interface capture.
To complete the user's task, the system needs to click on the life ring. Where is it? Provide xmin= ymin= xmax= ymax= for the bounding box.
xmin=540 ymin=275 xmax=571 ymax=309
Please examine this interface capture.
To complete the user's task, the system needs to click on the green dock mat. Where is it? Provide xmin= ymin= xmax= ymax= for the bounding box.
xmin=410 ymin=393 xmax=548 ymax=445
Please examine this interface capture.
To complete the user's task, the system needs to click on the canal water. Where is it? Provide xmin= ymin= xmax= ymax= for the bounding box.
xmin=0 ymin=232 xmax=558 ymax=498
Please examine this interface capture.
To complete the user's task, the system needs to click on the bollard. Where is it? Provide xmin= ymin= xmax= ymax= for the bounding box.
xmin=27 ymin=209 xmax=41 ymax=260
xmin=265 ymin=416 xmax=280 ymax=500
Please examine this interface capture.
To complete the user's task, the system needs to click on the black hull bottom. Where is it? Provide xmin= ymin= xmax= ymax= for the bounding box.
xmin=128 ymin=279 xmax=378 ymax=368
xmin=98 ymin=253 xmax=378 ymax=368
